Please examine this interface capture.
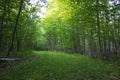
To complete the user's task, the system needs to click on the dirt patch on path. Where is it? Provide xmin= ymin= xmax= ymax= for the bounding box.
xmin=0 ymin=55 xmax=40 ymax=74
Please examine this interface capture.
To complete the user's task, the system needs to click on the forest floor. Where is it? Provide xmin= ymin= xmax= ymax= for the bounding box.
xmin=0 ymin=51 xmax=119 ymax=80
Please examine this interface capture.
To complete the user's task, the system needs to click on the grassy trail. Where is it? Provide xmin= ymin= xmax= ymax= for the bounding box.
xmin=0 ymin=51 xmax=119 ymax=80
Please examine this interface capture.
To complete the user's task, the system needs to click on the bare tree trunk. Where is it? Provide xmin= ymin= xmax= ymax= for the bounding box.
xmin=96 ymin=0 xmax=102 ymax=56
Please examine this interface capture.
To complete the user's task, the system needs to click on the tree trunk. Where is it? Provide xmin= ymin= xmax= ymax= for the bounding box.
xmin=96 ymin=0 xmax=102 ymax=56
xmin=0 ymin=0 xmax=6 ymax=51
xmin=7 ymin=0 xmax=24 ymax=56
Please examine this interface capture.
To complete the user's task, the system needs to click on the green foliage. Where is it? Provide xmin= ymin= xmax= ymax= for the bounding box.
xmin=0 ymin=0 xmax=43 ymax=53
xmin=37 ymin=0 xmax=120 ymax=57
xmin=0 ymin=0 xmax=120 ymax=58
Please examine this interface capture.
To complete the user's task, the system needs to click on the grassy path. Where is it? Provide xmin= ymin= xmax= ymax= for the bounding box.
xmin=0 ymin=51 xmax=119 ymax=80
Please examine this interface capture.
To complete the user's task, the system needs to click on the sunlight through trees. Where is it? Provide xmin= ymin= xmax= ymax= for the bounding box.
xmin=0 ymin=0 xmax=120 ymax=58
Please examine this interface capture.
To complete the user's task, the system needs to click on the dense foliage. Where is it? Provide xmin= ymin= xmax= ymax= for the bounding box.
xmin=0 ymin=0 xmax=44 ymax=55
xmin=41 ymin=0 xmax=120 ymax=58
xmin=0 ymin=0 xmax=120 ymax=58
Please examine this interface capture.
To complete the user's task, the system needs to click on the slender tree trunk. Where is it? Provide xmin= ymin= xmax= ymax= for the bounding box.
xmin=117 ymin=20 xmax=120 ymax=57
xmin=104 ymin=10 xmax=109 ymax=57
xmin=96 ymin=0 xmax=102 ymax=56
xmin=112 ymin=13 xmax=118 ymax=56
xmin=7 ymin=0 xmax=24 ymax=56
xmin=16 ymin=31 xmax=21 ymax=51
xmin=0 ymin=0 xmax=6 ymax=50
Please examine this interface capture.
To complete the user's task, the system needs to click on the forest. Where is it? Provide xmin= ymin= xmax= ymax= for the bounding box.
xmin=0 ymin=0 xmax=120 ymax=80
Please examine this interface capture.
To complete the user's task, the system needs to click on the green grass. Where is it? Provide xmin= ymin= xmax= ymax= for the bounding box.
xmin=0 ymin=51 xmax=119 ymax=80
